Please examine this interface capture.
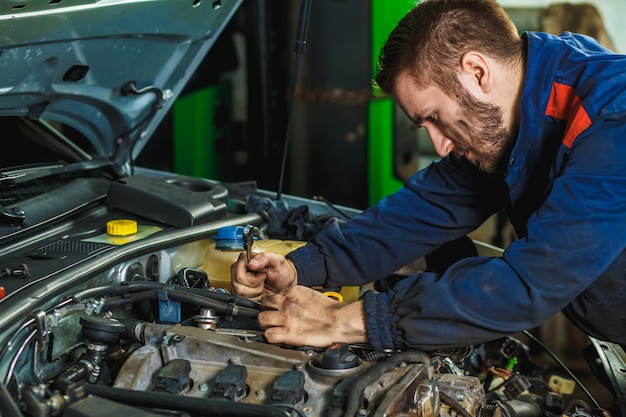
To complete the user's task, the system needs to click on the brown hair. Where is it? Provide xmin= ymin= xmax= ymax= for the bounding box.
xmin=375 ymin=0 xmax=524 ymax=98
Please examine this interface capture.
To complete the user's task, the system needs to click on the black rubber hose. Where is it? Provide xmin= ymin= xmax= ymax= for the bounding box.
xmin=342 ymin=350 xmax=430 ymax=417
xmin=185 ymin=287 xmax=261 ymax=310
xmin=73 ymin=282 xmax=261 ymax=311
xmin=102 ymin=289 xmax=260 ymax=319
xmin=166 ymin=289 xmax=260 ymax=319
xmin=72 ymin=281 xmax=166 ymax=301
xmin=440 ymin=391 xmax=473 ymax=417
xmin=67 ymin=383 xmax=291 ymax=417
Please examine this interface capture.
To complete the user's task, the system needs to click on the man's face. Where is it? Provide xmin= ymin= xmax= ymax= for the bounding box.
xmin=393 ymin=72 xmax=514 ymax=174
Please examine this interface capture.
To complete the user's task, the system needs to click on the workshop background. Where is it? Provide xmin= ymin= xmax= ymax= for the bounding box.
xmin=138 ymin=0 xmax=625 ymax=210
xmin=137 ymin=0 xmax=625 ymax=404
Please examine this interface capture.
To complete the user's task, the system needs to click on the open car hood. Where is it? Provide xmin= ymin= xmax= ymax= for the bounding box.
xmin=0 ymin=0 xmax=242 ymax=172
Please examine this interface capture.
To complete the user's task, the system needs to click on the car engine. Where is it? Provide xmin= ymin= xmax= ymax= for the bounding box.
xmin=0 ymin=239 xmax=620 ymax=417
xmin=0 ymin=176 xmax=621 ymax=417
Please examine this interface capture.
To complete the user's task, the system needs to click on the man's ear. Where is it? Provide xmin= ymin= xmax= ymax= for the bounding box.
xmin=460 ymin=52 xmax=493 ymax=94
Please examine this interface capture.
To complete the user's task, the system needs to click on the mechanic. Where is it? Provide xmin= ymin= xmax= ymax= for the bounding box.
xmin=231 ymin=0 xmax=626 ymax=352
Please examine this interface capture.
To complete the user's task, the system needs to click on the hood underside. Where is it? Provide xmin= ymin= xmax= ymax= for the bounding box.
xmin=0 ymin=0 xmax=242 ymax=171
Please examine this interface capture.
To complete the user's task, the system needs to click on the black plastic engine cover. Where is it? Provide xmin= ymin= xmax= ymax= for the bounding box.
xmin=106 ymin=174 xmax=228 ymax=228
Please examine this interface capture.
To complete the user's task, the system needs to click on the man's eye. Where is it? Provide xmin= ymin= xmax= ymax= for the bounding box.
xmin=427 ymin=114 xmax=435 ymax=121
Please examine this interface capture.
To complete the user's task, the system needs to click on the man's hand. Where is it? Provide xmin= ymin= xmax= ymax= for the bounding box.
xmin=231 ymin=251 xmax=298 ymax=301
xmin=259 ymin=285 xmax=367 ymax=348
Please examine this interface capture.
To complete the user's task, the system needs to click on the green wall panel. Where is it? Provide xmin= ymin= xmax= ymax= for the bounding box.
xmin=368 ymin=1 xmax=414 ymax=206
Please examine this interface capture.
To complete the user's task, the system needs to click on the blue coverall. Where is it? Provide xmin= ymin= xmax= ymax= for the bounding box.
xmin=287 ymin=31 xmax=626 ymax=351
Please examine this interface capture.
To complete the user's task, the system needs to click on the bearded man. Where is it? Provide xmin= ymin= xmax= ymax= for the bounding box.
xmin=231 ymin=0 xmax=626 ymax=352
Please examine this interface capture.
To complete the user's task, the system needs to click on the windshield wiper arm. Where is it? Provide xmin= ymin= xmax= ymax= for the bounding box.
xmin=0 ymin=172 xmax=27 ymax=186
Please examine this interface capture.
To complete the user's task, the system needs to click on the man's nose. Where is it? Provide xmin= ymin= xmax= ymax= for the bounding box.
xmin=427 ymin=128 xmax=454 ymax=157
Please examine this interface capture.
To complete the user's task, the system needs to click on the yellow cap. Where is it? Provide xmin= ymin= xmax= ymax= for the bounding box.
xmin=106 ymin=219 xmax=138 ymax=236
xmin=323 ymin=291 xmax=344 ymax=302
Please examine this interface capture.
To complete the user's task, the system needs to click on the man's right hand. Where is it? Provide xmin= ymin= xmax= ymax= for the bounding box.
xmin=230 ymin=251 xmax=298 ymax=301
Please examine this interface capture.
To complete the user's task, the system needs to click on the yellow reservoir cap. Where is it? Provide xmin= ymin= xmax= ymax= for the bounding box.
xmin=323 ymin=291 xmax=344 ymax=302
xmin=107 ymin=219 xmax=138 ymax=236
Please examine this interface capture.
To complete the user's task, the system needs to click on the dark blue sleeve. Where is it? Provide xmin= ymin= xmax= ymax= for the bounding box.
xmin=287 ymin=154 xmax=505 ymax=288
xmin=367 ymin=119 xmax=626 ymax=350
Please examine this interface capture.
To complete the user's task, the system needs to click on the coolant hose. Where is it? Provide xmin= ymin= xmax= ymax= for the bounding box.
xmin=73 ymin=282 xmax=260 ymax=318
xmin=342 ymin=350 xmax=430 ymax=417
xmin=74 ymin=282 xmax=261 ymax=310
xmin=186 ymin=286 xmax=261 ymax=309
xmin=67 ymin=383 xmax=291 ymax=417
xmin=102 ymin=288 xmax=260 ymax=319
xmin=72 ymin=282 xmax=166 ymax=301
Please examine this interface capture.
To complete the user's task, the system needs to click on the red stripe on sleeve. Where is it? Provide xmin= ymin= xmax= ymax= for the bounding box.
xmin=545 ymin=82 xmax=592 ymax=148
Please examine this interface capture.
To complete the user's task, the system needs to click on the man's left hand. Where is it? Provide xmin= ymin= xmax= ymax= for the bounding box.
xmin=259 ymin=285 xmax=368 ymax=348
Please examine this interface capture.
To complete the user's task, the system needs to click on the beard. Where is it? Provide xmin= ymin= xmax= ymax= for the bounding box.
xmin=455 ymin=88 xmax=515 ymax=175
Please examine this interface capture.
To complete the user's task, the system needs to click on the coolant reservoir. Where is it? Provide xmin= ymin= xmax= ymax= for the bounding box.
xmin=201 ymin=226 xmax=360 ymax=301
xmin=201 ymin=226 xmax=306 ymax=292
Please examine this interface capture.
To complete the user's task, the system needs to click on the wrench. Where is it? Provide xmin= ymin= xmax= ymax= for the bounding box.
xmin=243 ymin=225 xmax=255 ymax=262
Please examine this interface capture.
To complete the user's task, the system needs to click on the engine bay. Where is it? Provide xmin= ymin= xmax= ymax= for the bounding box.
xmin=0 ymin=174 xmax=623 ymax=417
xmin=2 ymin=266 xmax=622 ymax=417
